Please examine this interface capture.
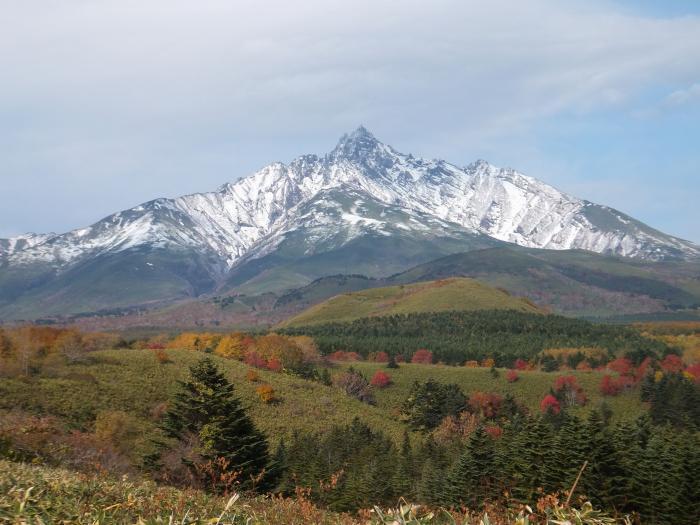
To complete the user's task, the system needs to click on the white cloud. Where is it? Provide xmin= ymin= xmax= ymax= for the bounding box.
xmin=664 ymin=83 xmax=700 ymax=107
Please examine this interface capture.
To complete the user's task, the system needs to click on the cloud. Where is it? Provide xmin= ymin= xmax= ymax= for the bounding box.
xmin=664 ymin=83 xmax=700 ymax=107
xmin=0 ymin=0 xmax=699 ymax=237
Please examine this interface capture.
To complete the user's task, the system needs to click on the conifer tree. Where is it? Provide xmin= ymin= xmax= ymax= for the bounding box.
xmin=148 ymin=357 xmax=271 ymax=492
xmin=393 ymin=431 xmax=414 ymax=498
xmin=443 ymin=425 xmax=495 ymax=509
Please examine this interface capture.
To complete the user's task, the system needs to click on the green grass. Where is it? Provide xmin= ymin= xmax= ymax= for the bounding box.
xmin=280 ymin=277 xmax=540 ymax=327
xmin=333 ymin=362 xmax=646 ymax=423
xmin=0 ymin=459 xmax=354 ymax=524
xmin=0 ymin=349 xmax=408 ymax=445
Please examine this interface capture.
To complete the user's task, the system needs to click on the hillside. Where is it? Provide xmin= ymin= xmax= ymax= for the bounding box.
xmin=278 ymin=277 xmax=541 ymax=328
xmin=389 ymin=247 xmax=700 ymax=318
xmin=0 ymin=349 xmax=408 ymax=443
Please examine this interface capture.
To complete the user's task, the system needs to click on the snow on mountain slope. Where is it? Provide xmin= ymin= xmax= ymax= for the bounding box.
xmin=3 ymin=126 xmax=698 ymax=275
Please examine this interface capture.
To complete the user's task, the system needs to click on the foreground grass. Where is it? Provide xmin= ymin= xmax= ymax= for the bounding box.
xmin=339 ymin=362 xmax=646 ymax=421
xmin=0 ymin=459 xmax=353 ymax=524
xmin=0 ymin=459 xmax=630 ymax=525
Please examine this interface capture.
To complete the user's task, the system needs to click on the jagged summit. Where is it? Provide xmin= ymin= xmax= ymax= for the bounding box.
xmin=331 ymin=126 xmax=383 ymax=160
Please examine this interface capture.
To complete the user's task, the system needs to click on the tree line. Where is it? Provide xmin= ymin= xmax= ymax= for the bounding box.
xmin=283 ymin=310 xmax=673 ymax=366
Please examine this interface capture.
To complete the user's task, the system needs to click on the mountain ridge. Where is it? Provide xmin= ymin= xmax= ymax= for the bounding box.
xmin=1 ymin=127 xmax=698 ymax=319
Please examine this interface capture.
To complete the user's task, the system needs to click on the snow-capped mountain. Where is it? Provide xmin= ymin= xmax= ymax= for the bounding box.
xmin=1 ymin=127 xmax=698 ymax=318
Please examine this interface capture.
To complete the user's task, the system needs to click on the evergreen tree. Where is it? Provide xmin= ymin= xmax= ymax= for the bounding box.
xmin=444 ymin=425 xmax=495 ymax=509
xmin=386 ymin=353 xmax=399 ymax=369
xmin=393 ymin=431 xmax=414 ymax=499
xmin=148 ymin=357 xmax=271 ymax=492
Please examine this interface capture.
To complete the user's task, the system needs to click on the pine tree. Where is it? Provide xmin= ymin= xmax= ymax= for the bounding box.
xmin=393 ymin=431 xmax=414 ymax=499
xmin=148 ymin=357 xmax=271 ymax=492
xmin=387 ymin=353 xmax=399 ymax=369
xmin=443 ymin=425 xmax=495 ymax=509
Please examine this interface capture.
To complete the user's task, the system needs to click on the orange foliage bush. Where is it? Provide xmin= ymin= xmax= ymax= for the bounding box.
xmin=368 ymin=351 xmax=389 ymax=363
xmin=481 ymin=357 xmax=495 ymax=368
xmin=256 ymin=384 xmax=276 ymax=404
xmin=327 ymin=351 xmax=363 ymax=362
xmin=153 ymin=348 xmax=171 ymax=364
xmin=246 ymin=369 xmax=260 ymax=382
xmin=468 ymin=392 xmax=503 ymax=418
xmin=464 ymin=360 xmax=479 ymax=368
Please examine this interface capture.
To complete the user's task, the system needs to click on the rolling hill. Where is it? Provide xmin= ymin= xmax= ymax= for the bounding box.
xmin=278 ymin=277 xmax=541 ymax=328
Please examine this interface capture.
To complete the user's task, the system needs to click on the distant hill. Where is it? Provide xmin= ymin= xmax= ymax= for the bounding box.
xmin=278 ymin=277 xmax=541 ymax=327
xmin=273 ymin=247 xmax=700 ymax=321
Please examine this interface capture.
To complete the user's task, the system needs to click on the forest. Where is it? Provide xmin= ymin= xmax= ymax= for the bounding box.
xmin=283 ymin=310 xmax=673 ymax=365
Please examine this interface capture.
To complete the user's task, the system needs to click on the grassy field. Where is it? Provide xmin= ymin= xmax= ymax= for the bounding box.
xmin=334 ymin=362 xmax=646 ymax=423
xmin=280 ymin=277 xmax=541 ymax=327
xmin=0 ymin=459 xmax=354 ymax=524
xmin=0 ymin=349 xmax=408 ymax=445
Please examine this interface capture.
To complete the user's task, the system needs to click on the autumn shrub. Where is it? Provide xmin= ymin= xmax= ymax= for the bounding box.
xmin=153 ymin=348 xmax=171 ymax=364
xmin=464 ymin=360 xmax=478 ymax=368
xmin=215 ymin=334 xmax=247 ymax=360
xmin=606 ymin=357 xmax=633 ymax=376
xmin=468 ymin=392 xmax=503 ymax=419
xmin=327 ymin=351 xmax=363 ymax=362
xmin=540 ymin=394 xmax=561 ymax=415
xmin=245 ymin=369 xmax=260 ymax=382
xmin=601 ymin=374 xmax=634 ymax=396
xmin=576 ymin=360 xmax=592 ymax=371
xmin=256 ymin=384 xmax=277 ymax=404
xmin=660 ymin=353 xmax=684 ymax=373
xmin=266 ymin=357 xmax=282 ymax=372
xmin=368 ymin=351 xmax=389 ymax=363
xmin=686 ymin=362 xmax=700 ymax=382
xmin=484 ymin=425 xmax=502 ymax=439
xmin=432 ymin=411 xmax=479 ymax=446
xmin=513 ymin=358 xmax=529 ymax=370
xmin=244 ymin=350 xmax=267 ymax=369
xmin=553 ymin=375 xmax=587 ymax=406
xmin=506 ymin=369 xmax=519 ymax=383
xmin=370 ymin=370 xmax=392 ymax=388
xmin=481 ymin=357 xmax=495 ymax=368
xmin=411 ymin=349 xmax=433 ymax=364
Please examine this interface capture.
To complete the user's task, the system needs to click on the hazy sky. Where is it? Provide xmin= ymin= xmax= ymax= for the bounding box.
xmin=1 ymin=0 xmax=699 ymax=242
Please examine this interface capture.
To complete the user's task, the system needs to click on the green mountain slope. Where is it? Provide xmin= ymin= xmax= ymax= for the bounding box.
xmin=278 ymin=277 xmax=541 ymax=327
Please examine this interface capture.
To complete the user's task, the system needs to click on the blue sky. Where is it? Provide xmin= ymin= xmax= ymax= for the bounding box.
xmin=1 ymin=0 xmax=699 ymax=243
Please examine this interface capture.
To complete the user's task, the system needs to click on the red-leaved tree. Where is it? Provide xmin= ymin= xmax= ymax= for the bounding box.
xmin=660 ymin=354 xmax=684 ymax=373
xmin=370 ymin=370 xmax=392 ymax=388
xmin=513 ymin=358 xmax=529 ymax=370
xmin=506 ymin=370 xmax=519 ymax=383
xmin=411 ymin=349 xmax=433 ymax=364
xmin=540 ymin=394 xmax=561 ymax=415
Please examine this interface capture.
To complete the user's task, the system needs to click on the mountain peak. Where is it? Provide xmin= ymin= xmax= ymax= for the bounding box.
xmin=331 ymin=126 xmax=382 ymax=160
